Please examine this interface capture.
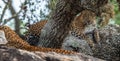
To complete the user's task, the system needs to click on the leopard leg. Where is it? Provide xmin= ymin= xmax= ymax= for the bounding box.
xmin=92 ymin=28 xmax=100 ymax=44
xmin=84 ymin=29 xmax=100 ymax=48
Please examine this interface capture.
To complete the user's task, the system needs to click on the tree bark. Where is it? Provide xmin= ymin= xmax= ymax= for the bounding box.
xmin=38 ymin=0 xmax=83 ymax=48
xmin=8 ymin=0 xmax=21 ymax=35
xmin=38 ymin=0 xmax=108 ymax=48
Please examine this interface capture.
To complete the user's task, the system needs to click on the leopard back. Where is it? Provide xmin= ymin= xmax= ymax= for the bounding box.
xmin=27 ymin=20 xmax=47 ymax=36
xmin=25 ymin=20 xmax=47 ymax=46
xmin=0 ymin=25 xmax=76 ymax=54
xmin=0 ymin=25 xmax=30 ymax=48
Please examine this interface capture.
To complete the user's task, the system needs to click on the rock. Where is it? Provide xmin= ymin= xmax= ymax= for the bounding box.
xmin=62 ymin=24 xmax=120 ymax=61
xmin=62 ymin=34 xmax=93 ymax=55
xmin=0 ymin=45 xmax=104 ymax=61
xmin=93 ymin=24 xmax=120 ymax=61
xmin=0 ymin=45 xmax=44 ymax=61
xmin=0 ymin=30 xmax=8 ymax=44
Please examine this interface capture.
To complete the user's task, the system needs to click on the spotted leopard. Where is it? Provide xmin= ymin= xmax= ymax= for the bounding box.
xmin=0 ymin=25 xmax=76 ymax=54
xmin=25 ymin=20 xmax=47 ymax=46
xmin=70 ymin=10 xmax=96 ymax=39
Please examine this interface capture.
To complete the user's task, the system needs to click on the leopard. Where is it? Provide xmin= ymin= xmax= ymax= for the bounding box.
xmin=71 ymin=3 xmax=115 ymax=46
xmin=25 ymin=20 xmax=47 ymax=46
xmin=70 ymin=10 xmax=96 ymax=38
xmin=70 ymin=10 xmax=98 ymax=48
xmin=26 ymin=20 xmax=47 ymax=36
xmin=0 ymin=25 xmax=76 ymax=54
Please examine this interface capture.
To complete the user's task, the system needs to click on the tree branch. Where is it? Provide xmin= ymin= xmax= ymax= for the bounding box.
xmin=0 ymin=0 xmax=9 ymax=24
xmin=2 ymin=9 xmax=22 ymax=25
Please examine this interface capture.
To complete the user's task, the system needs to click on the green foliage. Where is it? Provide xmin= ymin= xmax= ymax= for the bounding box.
xmin=115 ymin=12 xmax=120 ymax=24
xmin=110 ymin=0 xmax=120 ymax=24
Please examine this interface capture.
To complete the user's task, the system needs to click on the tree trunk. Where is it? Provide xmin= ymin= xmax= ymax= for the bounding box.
xmin=38 ymin=0 xmax=83 ymax=48
xmin=38 ymin=0 xmax=109 ymax=49
xmin=8 ymin=0 xmax=21 ymax=35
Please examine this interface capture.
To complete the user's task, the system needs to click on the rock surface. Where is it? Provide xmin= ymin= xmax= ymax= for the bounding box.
xmin=0 ymin=30 xmax=8 ymax=44
xmin=0 ymin=45 xmax=104 ymax=61
xmin=62 ymin=24 xmax=120 ymax=61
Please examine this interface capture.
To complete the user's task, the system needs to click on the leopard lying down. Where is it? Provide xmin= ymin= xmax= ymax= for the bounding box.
xmin=0 ymin=25 xmax=76 ymax=54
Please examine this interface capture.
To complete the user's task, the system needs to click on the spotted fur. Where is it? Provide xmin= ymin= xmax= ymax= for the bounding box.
xmin=0 ymin=25 xmax=76 ymax=54
xmin=25 ymin=20 xmax=47 ymax=46
xmin=70 ymin=10 xmax=96 ymax=39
